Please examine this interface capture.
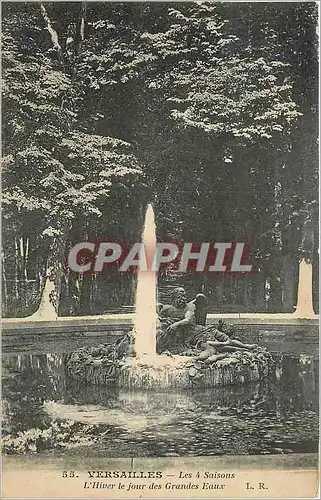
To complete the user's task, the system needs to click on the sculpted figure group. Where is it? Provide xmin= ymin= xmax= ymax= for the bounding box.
xmin=66 ymin=286 xmax=265 ymax=385
xmin=156 ymin=287 xmax=257 ymax=362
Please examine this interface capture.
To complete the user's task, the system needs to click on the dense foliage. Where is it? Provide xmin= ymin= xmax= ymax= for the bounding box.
xmin=2 ymin=2 xmax=318 ymax=315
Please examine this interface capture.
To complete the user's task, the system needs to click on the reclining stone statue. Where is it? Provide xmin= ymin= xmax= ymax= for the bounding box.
xmin=156 ymin=287 xmax=257 ymax=359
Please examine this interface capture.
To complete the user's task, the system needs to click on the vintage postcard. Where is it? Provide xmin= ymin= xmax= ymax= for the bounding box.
xmin=1 ymin=1 xmax=319 ymax=498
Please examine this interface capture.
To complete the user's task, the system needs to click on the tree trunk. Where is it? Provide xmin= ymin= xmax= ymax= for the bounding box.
xmin=270 ymin=275 xmax=283 ymax=312
xmin=243 ymin=277 xmax=250 ymax=311
xmin=29 ymin=225 xmax=69 ymax=320
xmin=79 ymin=273 xmax=92 ymax=315
xmin=23 ymin=236 xmax=29 ymax=281
xmin=252 ymin=267 xmax=265 ymax=312
xmin=294 ymin=259 xmax=315 ymax=317
xmin=14 ymin=237 xmax=19 ymax=301
xmin=294 ymin=216 xmax=316 ymax=317
xmin=282 ymin=255 xmax=297 ymax=312
xmin=215 ymin=278 xmax=224 ymax=311
xmin=2 ymin=254 xmax=8 ymax=315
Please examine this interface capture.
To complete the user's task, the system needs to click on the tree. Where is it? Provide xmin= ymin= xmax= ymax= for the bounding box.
xmin=2 ymin=2 xmax=143 ymax=317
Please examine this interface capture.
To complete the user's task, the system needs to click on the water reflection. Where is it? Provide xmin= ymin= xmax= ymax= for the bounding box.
xmin=2 ymin=351 xmax=319 ymax=457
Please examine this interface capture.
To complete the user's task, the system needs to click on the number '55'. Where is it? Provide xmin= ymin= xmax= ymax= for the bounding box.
xmin=62 ymin=471 xmax=75 ymax=478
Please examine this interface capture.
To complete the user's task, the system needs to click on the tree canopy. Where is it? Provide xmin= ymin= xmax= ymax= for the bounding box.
xmin=2 ymin=1 xmax=318 ymax=316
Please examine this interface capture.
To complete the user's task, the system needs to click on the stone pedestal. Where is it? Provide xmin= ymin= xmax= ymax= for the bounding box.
xmin=118 ymin=353 xmax=271 ymax=389
xmin=66 ymin=349 xmax=274 ymax=389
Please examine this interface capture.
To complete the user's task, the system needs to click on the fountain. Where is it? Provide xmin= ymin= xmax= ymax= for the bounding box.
xmin=116 ymin=204 xmax=200 ymax=388
xmin=65 ymin=204 xmax=275 ymax=389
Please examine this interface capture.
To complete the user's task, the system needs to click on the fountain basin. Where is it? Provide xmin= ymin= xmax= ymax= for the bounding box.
xmin=66 ymin=348 xmax=274 ymax=389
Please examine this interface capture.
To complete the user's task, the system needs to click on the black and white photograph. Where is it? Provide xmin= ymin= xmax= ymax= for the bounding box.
xmin=2 ymin=1 xmax=319 ymax=498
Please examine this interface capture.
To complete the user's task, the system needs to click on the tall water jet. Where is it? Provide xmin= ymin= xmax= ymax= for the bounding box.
xmin=134 ymin=203 xmax=157 ymax=358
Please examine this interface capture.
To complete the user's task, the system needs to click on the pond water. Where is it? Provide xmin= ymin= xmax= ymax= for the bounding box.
xmin=2 ymin=339 xmax=319 ymax=458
